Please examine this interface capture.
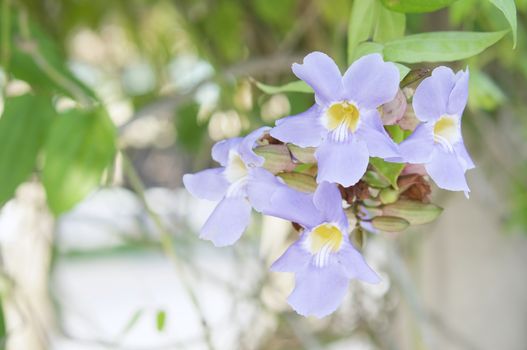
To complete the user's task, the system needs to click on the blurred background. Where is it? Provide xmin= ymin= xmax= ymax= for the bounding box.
xmin=0 ymin=0 xmax=526 ymax=349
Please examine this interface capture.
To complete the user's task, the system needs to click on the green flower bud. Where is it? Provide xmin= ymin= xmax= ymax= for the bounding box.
xmin=254 ymin=145 xmax=295 ymax=174
xmin=371 ymin=216 xmax=410 ymax=232
xmin=287 ymin=144 xmax=316 ymax=164
xmin=382 ymin=200 xmax=443 ymax=225
xmin=379 ymin=188 xmax=399 ymax=204
xmin=278 ymin=172 xmax=317 ymax=193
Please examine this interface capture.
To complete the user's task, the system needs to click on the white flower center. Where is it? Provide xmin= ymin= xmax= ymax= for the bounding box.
xmin=306 ymin=223 xmax=344 ymax=267
xmin=224 ymin=151 xmax=248 ymax=183
xmin=433 ymin=114 xmax=460 ymax=152
xmin=324 ymin=101 xmax=360 ymax=142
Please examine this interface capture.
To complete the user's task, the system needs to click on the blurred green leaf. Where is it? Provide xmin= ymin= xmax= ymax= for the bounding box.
xmin=43 ymin=107 xmax=116 ymax=215
xmin=120 ymin=309 xmax=144 ymax=335
xmin=380 ymin=0 xmax=458 ymax=13
xmin=175 ymin=102 xmax=207 ymax=152
xmin=348 ymin=0 xmax=377 ymax=63
xmin=383 ymin=30 xmax=508 ymax=63
xmin=488 ymin=0 xmax=517 ymax=47
xmin=351 ymin=42 xmax=384 ymax=62
xmin=256 ymin=80 xmax=312 ymax=94
xmin=0 ymin=8 xmax=94 ymax=100
xmin=374 ymin=5 xmax=406 ymax=42
xmin=468 ymin=70 xmax=506 ymax=111
xmin=370 ymin=157 xmax=405 ymax=189
xmin=0 ymin=94 xmax=54 ymax=206
xmin=395 ymin=63 xmax=411 ymax=80
xmin=156 ymin=310 xmax=166 ymax=332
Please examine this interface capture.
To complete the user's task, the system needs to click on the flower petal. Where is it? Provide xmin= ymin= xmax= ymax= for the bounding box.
xmin=270 ymin=236 xmax=311 ymax=273
xmin=454 ymin=141 xmax=475 ymax=170
xmin=183 ymin=168 xmax=229 ymax=201
xmin=238 ymin=126 xmax=271 ymax=166
xmin=270 ymin=105 xmax=326 ymax=147
xmin=342 ymin=54 xmax=399 ymax=109
xmin=211 ymin=138 xmax=243 ymax=166
xmin=425 ymin=146 xmax=470 ymax=192
xmin=399 ymin=123 xmax=434 ymax=164
xmin=287 ymin=261 xmax=349 ymax=318
xmin=315 ymin=138 xmax=369 ymax=187
xmin=266 ymin=186 xmax=324 ymax=228
xmin=313 ymin=182 xmax=347 ymax=227
xmin=200 ymin=196 xmax=252 ymax=246
xmin=413 ymin=66 xmax=455 ymax=122
xmin=292 ymin=52 xmax=343 ymax=106
xmin=447 ymin=68 xmax=469 ymax=116
xmin=246 ymin=167 xmax=282 ymax=212
xmin=338 ymin=241 xmax=380 ymax=283
xmin=357 ymin=109 xmax=400 ymax=158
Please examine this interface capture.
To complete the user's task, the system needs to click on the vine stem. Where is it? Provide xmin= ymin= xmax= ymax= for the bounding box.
xmin=121 ymin=153 xmax=215 ymax=350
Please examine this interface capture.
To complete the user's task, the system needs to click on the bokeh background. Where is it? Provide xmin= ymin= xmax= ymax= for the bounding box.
xmin=0 ymin=0 xmax=526 ymax=349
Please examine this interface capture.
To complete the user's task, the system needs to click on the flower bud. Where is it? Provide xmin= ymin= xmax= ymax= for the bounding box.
xmin=371 ymin=216 xmax=410 ymax=232
xmin=379 ymin=188 xmax=399 ymax=204
xmin=380 ymin=89 xmax=407 ymax=125
xmin=254 ymin=144 xmax=295 ymax=174
xmin=351 ymin=228 xmax=366 ymax=249
xmin=278 ymin=172 xmax=317 ymax=193
xmin=381 ymin=200 xmax=443 ymax=225
xmin=287 ymin=144 xmax=316 ymax=164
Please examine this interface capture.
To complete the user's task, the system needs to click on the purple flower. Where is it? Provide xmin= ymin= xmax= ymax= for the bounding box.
xmin=399 ymin=67 xmax=474 ymax=195
xmin=266 ymin=182 xmax=380 ymax=318
xmin=183 ymin=127 xmax=280 ymax=246
xmin=270 ymin=52 xmax=400 ymax=187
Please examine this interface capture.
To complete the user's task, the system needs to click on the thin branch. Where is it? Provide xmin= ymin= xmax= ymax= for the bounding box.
xmin=121 ymin=153 xmax=215 ymax=350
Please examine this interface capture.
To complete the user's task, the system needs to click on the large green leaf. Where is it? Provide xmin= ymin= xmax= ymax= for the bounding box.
xmin=43 ymin=107 xmax=116 ymax=215
xmin=488 ymin=0 xmax=517 ymax=47
xmin=383 ymin=31 xmax=508 ymax=63
xmin=0 ymin=94 xmax=54 ymax=205
xmin=374 ymin=5 xmax=406 ymax=43
xmin=380 ymin=0 xmax=458 ymax=13
xmin=348 ymin=0 xmax=377 ymax=63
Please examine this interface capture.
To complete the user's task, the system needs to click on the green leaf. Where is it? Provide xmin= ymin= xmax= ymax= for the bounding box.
xmin=468 ymin=70 xmax=506 ymax=111
xmin=0 ymin=94 xmax=54 ymax=206
xmin=351 ymin=42 xmax=384 ymax=62
xmin=348 ymin=0 xmax=377 ymax=63
xmin=380 ymin=0 xmax=459 ymax=13
xmin=156 ymin=310 xmax=167 ymax=332
xmin=383 ymin=31 xmax=508 ymax=63
xmin=374 ymin=5 xmax=406 ymax=43
xmin=0 ymin=9 xmax=95 ymax=100
xmin=256 ymin=80 xmax=312 ymax=95
xmin=370 ymin=157 xmax=405 ymax=189
xmin=395 ymin=63 xmax=411 ymax=81
xmin=488 ymin=0 xmax=517 ymax=47
xmin=43 ymin=107 xmax=116 ymax=215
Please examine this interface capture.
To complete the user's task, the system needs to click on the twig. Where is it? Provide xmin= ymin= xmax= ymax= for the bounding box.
xmin=121 ymin=153 xmax=215 ymax=350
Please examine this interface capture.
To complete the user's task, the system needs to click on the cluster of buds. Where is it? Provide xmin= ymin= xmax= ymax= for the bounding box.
xmin=183 ymin=52 xmax=474 ymax=318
